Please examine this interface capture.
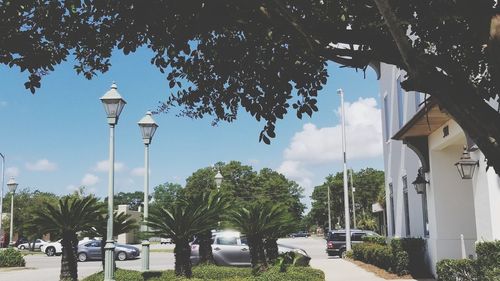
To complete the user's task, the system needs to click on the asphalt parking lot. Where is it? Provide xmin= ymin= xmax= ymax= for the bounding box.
xmin=0 ymin=243 xmax=175 ymax=281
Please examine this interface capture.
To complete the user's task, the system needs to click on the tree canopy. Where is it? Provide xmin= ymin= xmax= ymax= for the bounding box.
xmin=2 ymin=0 xmax=500 ymax=172
xmin=184 ymin=161 xmax=305 ymax=222
xmin=308 ymin=168 xmax=384 ymax=232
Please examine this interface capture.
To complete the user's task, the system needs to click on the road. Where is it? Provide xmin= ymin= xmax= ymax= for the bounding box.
xmin=0 ymin=243 xmax=175 ymax=281
xmin=0 ymin=237 xmax=404 ymax=281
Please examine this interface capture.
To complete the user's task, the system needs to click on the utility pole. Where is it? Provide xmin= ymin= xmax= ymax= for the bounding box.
xmin=338 ymin=89 xmax=351 ymax=252
xmin=327 ymin=185 xmax=332 ymax=232
xmin=350 ymin=169 xmax=356 ymax=229
xmin=0 ymin=153 xmax=4 ymax=246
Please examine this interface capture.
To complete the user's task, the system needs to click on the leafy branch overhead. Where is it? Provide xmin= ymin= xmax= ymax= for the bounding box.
xmin=2 ymin=1 xmax=500 ymax=172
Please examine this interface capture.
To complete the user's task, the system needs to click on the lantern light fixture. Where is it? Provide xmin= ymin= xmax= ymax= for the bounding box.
xmin=455 ymin=146 xmax=479 ymax=180
xmin=412 ymin=168 xmax=428 ymax=194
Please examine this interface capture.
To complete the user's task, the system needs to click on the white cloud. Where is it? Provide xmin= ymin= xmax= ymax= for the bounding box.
xmin=81 ymin=173 xmax=99 ymax=186
xmin=93 ymin=160 xmax=125 ymax=172
xmin=26 ymin=159 xmax=57 ymax=171
xmin=131 ymin=167 xmax=145 ymax=177
xmin=278 ymin=97 xmax=383 ymax=199
xmin=5 ymin=167 xmax=19 ymax=177
xmin=283 ymin=98 xmax=382 ymax=164
xmin=277 ymin=160 xmax=313 ymax=189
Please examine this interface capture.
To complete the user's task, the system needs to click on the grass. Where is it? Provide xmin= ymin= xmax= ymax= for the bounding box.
xmin=82 ymin=265 xmax=325 ymax=281
xmin=150 ymin=249 xmax=174 ymax=253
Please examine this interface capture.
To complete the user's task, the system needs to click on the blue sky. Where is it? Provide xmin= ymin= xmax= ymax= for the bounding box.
xmin=0 ymin=47 xmax=383 ymax=209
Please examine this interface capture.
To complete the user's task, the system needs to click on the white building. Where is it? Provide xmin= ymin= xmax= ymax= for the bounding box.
xmin=378 ymin=63 xmax=500 ymax=276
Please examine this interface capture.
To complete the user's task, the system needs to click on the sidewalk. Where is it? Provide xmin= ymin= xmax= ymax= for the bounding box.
xmin=310 ymin=258 xmax=433 ymax=281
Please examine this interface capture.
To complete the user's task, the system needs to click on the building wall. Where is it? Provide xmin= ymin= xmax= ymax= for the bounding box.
xmin=117 ymin=205 xmax=141 ymax=244
xmin=426 ymin=121 xmax=477 ymax=273
xmin=472 ymin=151 xmax=500 ymax=240
xmin=380 ymin=63 xmax=426 ymax=239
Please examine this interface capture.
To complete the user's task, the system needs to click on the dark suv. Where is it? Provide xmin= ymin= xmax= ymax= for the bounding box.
xmin=326 ymin=229 xmax=381 ymax=257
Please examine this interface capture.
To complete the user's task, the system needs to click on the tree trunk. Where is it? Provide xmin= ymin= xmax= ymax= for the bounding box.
xmin=264 ymin=238 xmax=279 ymax=264
xmin=60 ymin=232 xmax=78 ymax=281
xmin=174 ymin=238 xmax=192 ymax=278
xmin=247 ymin=235 xmax=268 ymax=274
xmin=30 ymin=237 xmax=36 ymax=252
xmin=198 ymin=230 xmax=215 ymax=265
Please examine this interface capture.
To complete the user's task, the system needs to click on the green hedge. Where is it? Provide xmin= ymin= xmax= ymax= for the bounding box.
xmin=362 ymin=236 xmax=386 ymax=245
xmin=476 ymin=240 xmax=500 ymax=280
xmin=82 ymin=265 xmax=325 ymax=281
xmin=437 ymin=240 xmax=500 ymax=281
xmin=436 ymin=259 xmax=478 ymax=281
xmin=391 ymin=238 xmax=427 ymax=277
xmin=352 ymin=242 xmax=408 ymax=275
xmin=0 ymin=248 xmax=26 ymax=267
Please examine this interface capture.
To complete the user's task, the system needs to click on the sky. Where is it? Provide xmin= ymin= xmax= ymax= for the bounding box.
xmin=0 ymin=47 xmax=383 ymax=210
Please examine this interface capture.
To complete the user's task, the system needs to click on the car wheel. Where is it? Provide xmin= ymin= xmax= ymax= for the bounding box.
xmin=78 ymin=253 xmax=87 ymax=262
xmin=117 ymin=251 xmax=127 ymax=261
xmin=339 ymin=249 xmax=346 ymax=258
xmin=19 ymin=245 xmax=25 ymax=250
xmin=46 ymin=247 xmax=56 ymax=256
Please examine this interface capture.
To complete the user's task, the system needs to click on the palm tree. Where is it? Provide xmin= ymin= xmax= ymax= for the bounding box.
xmin=30 ymin=196 xmax=103 ymax=281
xmin=263 ymin=206 xmax=295 ymax=263
xmin=229 ymin=203 xmax=291 ymax=273
xmin=147 ymin=191 xmax=226 ymax=277
xmin=83 ymin=211 xmax=138 ymax=270
xmin=192 ymin=192 xmax=230 ymax=265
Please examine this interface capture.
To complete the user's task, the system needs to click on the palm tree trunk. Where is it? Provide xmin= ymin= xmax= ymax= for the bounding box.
xmin=264 ymin=238 xmax=279 ymax=263
xmin=174 ymin=238 xmax=192 ymax=278
xmin=198 ymin=230 xmax=215 ymax=265
xmin=60 ymin=232 xmax=78 ymax=281
xmin=248 ymin=235 xmax=268 ymax=274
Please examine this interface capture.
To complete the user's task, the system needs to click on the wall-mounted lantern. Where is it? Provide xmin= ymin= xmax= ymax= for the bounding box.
xmin=455 ymin=146 xmax=479 ymax=180
xmin=412 ymin=168 xmax=428 ymax=194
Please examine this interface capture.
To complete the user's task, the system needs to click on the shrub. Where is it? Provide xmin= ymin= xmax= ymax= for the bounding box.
xmin=391 ymin=238 xmax=426 ymax=276
xmin=362 ymin=236 xmax=386 ymax=245
xmin=82 ymin=266 xmax=325 ymax=281
xmin=352 ymin=242 xmax=409 ymax=276
xmin=0 ymin=248 xmax=26 ymax=267
xmin=436 ymin=259 xmax=478 ymax=281
xmin=476 ymin=240 xmax=500 ymax=280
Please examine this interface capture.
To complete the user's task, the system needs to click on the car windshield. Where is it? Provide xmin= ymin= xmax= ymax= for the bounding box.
xmin=329 ymin=232 xmax=346 ymax=241
xmin=216 ymin=236 xmax=238 ymax=245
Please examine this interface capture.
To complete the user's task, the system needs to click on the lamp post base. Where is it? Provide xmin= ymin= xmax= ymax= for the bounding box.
xmin=104 ymin=240 xmax=116 ymax=281
xmin=141 ymin=240 xmax=150 ymax=271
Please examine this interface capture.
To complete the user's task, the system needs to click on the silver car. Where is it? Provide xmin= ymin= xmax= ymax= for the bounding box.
xmin=190 ymin=231 xmax=309 ymax=266
xmin=77 ymin=240 xmax=140 ymax=262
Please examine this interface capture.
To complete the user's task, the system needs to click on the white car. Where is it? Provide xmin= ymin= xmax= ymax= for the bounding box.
xmin=160 ymin=238 xmax=173 ymax=244
xmin=41 ymin=238 xmax=92 ymax=256
xmin=190 ymin=231 xmax=309 ymax=266
xmin=17 ymin=239 xmax=49 ymax=250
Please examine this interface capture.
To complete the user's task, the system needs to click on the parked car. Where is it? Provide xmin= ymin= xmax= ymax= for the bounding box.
xmin=326 ymin=229 xmax=381 ymax=257
xmin=14 ymin=237 xmax=28 ymax=247
xmin=17 ymin=239 xmax=49 ymax=250
xmin=190 ymin=230 xmax=310 ymax=266
xmin=289 ymin=231 xmax=311 ymax=238
xmin=76 ymin=240 xmax=140 ymax=262
xmin=41 ymin=238 xmax=92 ymax=256
xmin=160 ymin=238 xmax=173 ymax=244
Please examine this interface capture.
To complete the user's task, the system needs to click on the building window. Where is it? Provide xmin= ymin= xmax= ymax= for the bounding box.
xmin=384 ymin=95 xmax=390 ymax=141
xmin=422 ymin=188 xmax=430 ymax=237
xmin=397 ymin=77 xmax=404 ymax=128
xmin=402 ymin=176 xmax=411 ymax=236
xmin=389 ymin=183 xmax=395 ymax=236
xmin=415 ymin=92 xmax=421 ymax=111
